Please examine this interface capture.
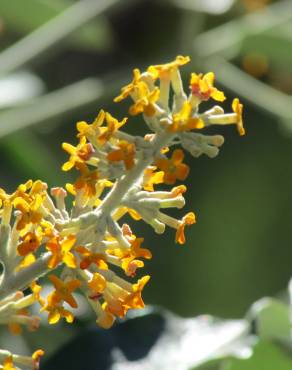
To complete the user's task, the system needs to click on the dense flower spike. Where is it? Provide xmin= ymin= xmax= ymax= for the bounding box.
xmin=0 ymin=56 xmax=245 ymax=367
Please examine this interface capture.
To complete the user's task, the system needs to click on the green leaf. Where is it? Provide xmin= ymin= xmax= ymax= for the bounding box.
xmin=0 ymin=0 xmax=113 ymax=51
xmin=227 ymin=341 xmax=292 ymax=370
xmin=248 ymin=298 xmax=291 ymax=342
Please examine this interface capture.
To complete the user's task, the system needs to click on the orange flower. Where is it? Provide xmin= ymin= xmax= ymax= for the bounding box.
xmin=46 ymin=235 xmax=77 ymax=269
xmin=17 ymin=231 xmax=42 ymax=256
xmin=169 ymin=101 xmax=204 ymax=132
xmin=66 ymin=163 xmax=99 ymax=199
xmin=115 ymin=238 xmax=152 ymax=277
xmin=124 ymin=275 xmax=150 ymax=309
xmin=62 ymin=136 xmax=95 ymax=171
xmin=155 ymin=149 xmax=189 ymax=185
xmin=190 ymin=72 xmax=225 ymax=102
xmin=88 ymin=273 xmax=106 ymax=298
xmin=75 ymin=246 xmax=108 ymax=270
xmin=232 ymin=98 xmax=245 ymax=136
xmin=107 ymin=141 xmax=136 ymax=170
xmin=48 ymin=275 xmax=81 ymax=308
xmin=175 ymin=212 xmax=196 ymax=244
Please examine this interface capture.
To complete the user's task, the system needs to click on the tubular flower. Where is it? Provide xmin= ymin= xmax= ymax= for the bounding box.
xmin=46 ymin=235 xmax=77 ymax=269
xmin=75 ymin=246 xmax=108 ymax=270
xmin=2 ymin=356 xmax=16 ymax=370
xmin=107 ymin=140 xmax=136 ymax=170
xmin=43 ymin=303 xmax=74 ymax=325
xmin=176 ymin=212 xmax=196 ymax=245
xmin=129 ymin=86 xmax=160 ymax=117
xmin=169 ymin=101 xmax=204 ymax=132
xmin=97 ymin=113 xmax=127 ymax=145
xmin=114 ymin=68 xmax=144 ymax=102
xmin=232 ymin=98 xmax=245 ymax=136
xmin=147 ymin=55 xmax=190 ymax=79
xmin=76 ymin=109 xmax=105 ymax=139
xmin=17 ymin=231 xmax=42 ymax=256
xmin=110 ymin=238 xmax=152 ymax=277
xmin=88 ymin=273 xmax=106 ymax=298
xmin=47 ymin=275 xmax=81 ymax=308
xmin=62 ymin=136 xmax=95 ymax=171
xmin=190 ymin=72 xmax=225 ymax=102
xmin=13 ymin=195 xmax=44 ymax=231
xmin=155 ymin=149 xmax=190 ymax=185
xmin=143 ymin=166 xmax=164 ymax=191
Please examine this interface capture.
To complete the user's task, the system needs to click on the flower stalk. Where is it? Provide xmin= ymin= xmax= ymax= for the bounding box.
xmin=0 ymin=55 xmax=245 ymax=368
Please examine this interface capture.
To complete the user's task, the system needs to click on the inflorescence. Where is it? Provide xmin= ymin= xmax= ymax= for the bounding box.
xmin=0 ymin=56 xmax=244 ymax=369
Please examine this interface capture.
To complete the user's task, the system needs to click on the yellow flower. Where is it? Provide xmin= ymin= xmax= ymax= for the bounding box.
xmin=129 ymin=86 xmax=160 ymax=117
xmin=147 ymin=55 xmax=190 ymax=79
xmin=175 ymin=212 xmax=196 ymax=244
xmin=62 ymin=136 xmax=95 ymax=171
xmin=44 ymin=304 xmax=74 ymax=325
xmin=96 ymin=306 xmax=115 ymax=329
xmin=143 ymin=166 xmax=164 ymax=191
xmin=107 ymin=141 xmax=136 ymax=170
xmin=114 ymin=68 xmax=144 ymax=102
xmin=66 ymin=163 xmax=99 ymax=199
xmin=2 ymin=356 xmax=16 ymax=370
xmin=48 ymin=275 xmax=81 ymax=308
xmin=30 ymin=281 xmax=45 ymax=306
xmin=13 ymin=195 xmax=43 ymax=231
xmin=76 ymin=109 xmax=105 ymax=139
xmin=155 ymin=149 xmax=189 ymax=185
xmin=46 ymin=235 xmax=77 ymax=269
xmin=32 ymin=349 xmax=45 ymax=370
xmin=97 ymin=112 xmax=127 ymax=145
xmin=169 ymin=101 xmax=204 ymax=132
xmin=232 ymin=98 xmax=245 ymax=136
xmin=190 ymin=72 xmax=225 ymax=102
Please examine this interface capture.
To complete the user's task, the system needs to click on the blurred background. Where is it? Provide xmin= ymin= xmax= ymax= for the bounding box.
xmin=1 ymin=0 xmax=292 ymax=360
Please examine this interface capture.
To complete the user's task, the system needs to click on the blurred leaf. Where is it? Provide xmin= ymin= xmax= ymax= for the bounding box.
xmin=1 ymin=131 xmax=64 ymax=185
xmin=241 ymin=34 xmax=292 ymax=66
xmin=42 ymin=308 xmax=250 ymax=370
xmin=169 ymin=0 xmax=235 ymax=14
xmin=0 ymin=0 xmax=113 ymax=51
xmin=248 ymin=298 xmax=291 ymax=343
xmin=227 ymin=340 xmax=292 ymax=370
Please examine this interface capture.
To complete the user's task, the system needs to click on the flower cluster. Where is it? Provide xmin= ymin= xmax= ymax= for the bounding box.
xmin=0 ymin=55 xmax=244 ymax=369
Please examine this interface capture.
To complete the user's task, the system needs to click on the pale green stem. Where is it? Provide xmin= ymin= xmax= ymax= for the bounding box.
xmin=0 ymin=78 xmax=103 ymax=137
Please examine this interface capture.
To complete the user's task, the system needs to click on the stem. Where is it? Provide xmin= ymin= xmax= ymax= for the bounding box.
xmin=98 ymin=131 xmax=173 ymax=215
xmin=0 ymin=253 xmax=51 ymax=301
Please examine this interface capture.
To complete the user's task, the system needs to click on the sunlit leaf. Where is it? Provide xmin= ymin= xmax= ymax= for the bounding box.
xmin=248 ymin=298 xmax=291 ymax=343
xmin=227 ymin=340 xmax=292 ymax=370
